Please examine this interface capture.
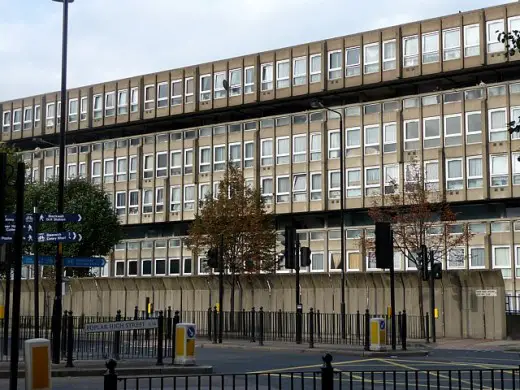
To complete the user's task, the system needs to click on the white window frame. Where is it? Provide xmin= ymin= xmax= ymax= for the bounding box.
xmin=170 ymin=151 xmax=182 ymax=176
xmin=422 ymin=31 xmax=440 ymax=64
xmin=444 ymin=113 xmax=462 ymax=146
xmin=364 ymin=125 xmax=380 ymax=155
xmin=467 ymin=156 xmax=483 ymax=189
xmin=260 ymin=177 xmax=273 ymax=204
xmin=383 ymin=122 xmax=397 ymax=153
xmin=469 ymin=247 xmax=486 ymax=270
xmin=465 ymin=111 xmax=482 ymax=144
xmin=156 ymin=151 xmax=168 ymax=178
xmin=144 ymin=84 xmax=155 ymax=110
xmin=446 ymin=158 xmax=463 ymax=191
xmin=443 ymin=28 xmax=461 ymax=61
xmin=363 ymin=43 xmax=379 ymax=74
xmin=261 ymin=63 xmax=274 ymax=91
xmin=310 ymin=252 xmax=324 ymax=272
xmin=116 ymin=157 xmax=127 ymax=182
xmin=492 ymin=245 xmax=511 ymax=276
xmin=513 ymin=152 xmax=520 ymax=186
xmin=464 ymin=24 xmax=480 ymax=57
xmin=66 ymin=163 xmax=77 ymax=180
xmin=184 ymin=77 xmax=194 ymax=104
xmin=91 ymin=160 xmax=101 ymax=184
xmin=276 ymin=60 xmax=290 ymax=89
xmin=346 ymin=251 xmax=360 ymax=272
xmin=213 ymin=72 xmax=227 ymax=99
xmin=103 ymin=159 xmax=114 ymax=183
xmin=346 ymin=168 xmax=361 ymax=198
xmin=244 ymin=66 xmax=255 ymax=94
xmin=489 ymin=154 xmax=508 ymax=187
xmin=447 ymin=247 xmax=466 ymax=270
xmin=2 ymin=111 xmax=10 ymax=132
xmin=105 ymin=91 xmax=116 ymax=117
xmin=213 ymin=145 xmax=225 ymax=171
xmin=292 ymin=173 xmax=307 ymax=202
xmin=46 ymin=102 xmax=55 ymax=126
xmin=184 ymin=148 xmax=193 ymax=175
xmin=199 ymin=74 xmax=211 ymax=101
xmin=422 ymin=116 xmax=441 ymax=148
xmin=328 ymin=170 xmax=340 ymax=199
xmin=328 ymin=50 xmax=342 ymax=80
xmin=171 ymin=79 xmax=182 ymax=106
xmin=115 ymin=191 xmax=126 ymax=216
xmin=170 ymin=186 xmax=181 ymax=212
xmin=310 ymin=172 xmax=322 ymax=201
xmin=424 ymin=160 xmax=439 ymax=191
xmin=404 ymin=119 xmax=420 ymax=151
xmin=92 ymin=95 xmax=102 ymax=119
xmin=364 ymin=166 xmax=381 ymax=196
xmin=384 ymin=164 xmax=399 ymax=194
xmin=345 ymin=46 xmax=361 ymax=77
xmin=130 ymin=87 xmax=139 ymax=113
xmin=129 ymin=155 xmax=137 ymax=181
xmin=276 ymin=136 xmax=290 ymax=165
xmin=328 ymin=130 xmax=340 ymax=159
xmin=260 ymin=139 xmax=273 ymax=167
xmin=142 ymin=189 xmax=153 ymax=214
xmin=403 ymin=35 xmax=419 ymax=67
xmin=199 ymin=146 xmax=211 ymax=173
xmin=276 ymin=175 xmax=290 ymax=203
xmin=382 ymin=39 xmax=396 ymax=71
xmin=143 ymin=154 xmax=154 ymax=179
xmin=34 ymin=105 xmax=41 ymax=126
xmin=117 ymin=89 xmax=128 ymax=115
xmin=310 ymin=132 xmax=321 ymax=161
xmin=229 ymin=68 xmax=242 ymax=96
xmin=486 ymin=19 xmax=504 ymax=53
xmin=155 ymin=187 xmax=165 ymax=213
xmin=156 ymin=82 xmax=169 ymax=108
xmin=128 ymin=190 xmax=139 ymax=215
xmin=183 ymin=184 xmax=195 ymax=210
xmin=488 ymin=108 xmax=507 ymax=142
xmin=244 ymin=141 xmax=254 ymax=168
xmin=309 ymin=54 xmax=321 ymax=83
xmin=23 ymin=106 xmax=33 ymax=129
xmin=229 ymin=142 xmax=242 ymax=167
xmin=292 ymin=56 xmax=307 ymax=86
xmin=292 ymin=134 xmax=307 ymax=163
xmin=141 ymin=259 xmax=152 ymax=277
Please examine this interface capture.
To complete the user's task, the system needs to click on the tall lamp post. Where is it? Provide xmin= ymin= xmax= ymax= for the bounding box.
xmin=51 ymin=0 xmax=73 ymax=364
xmin=310 ymin=100 xmax=346 ymax=339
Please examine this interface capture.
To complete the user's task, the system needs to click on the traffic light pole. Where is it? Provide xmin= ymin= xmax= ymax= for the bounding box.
xmin=295 ymin=233 xmax=302 ymax=345
xmin=218 ymin=235 xmax=224 ymax=344
xmin=429 ymin=249 xmax=436 ymax=343
xmin=389 ymin=232 xmax=396 ymax=351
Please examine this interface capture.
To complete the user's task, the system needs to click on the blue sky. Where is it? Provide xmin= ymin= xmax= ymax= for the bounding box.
xmin=0 ymin=0 xmax=515 ymax=101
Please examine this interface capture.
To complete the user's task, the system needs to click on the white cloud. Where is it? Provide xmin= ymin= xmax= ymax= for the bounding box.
xmin=0 ymin=0 xmax=515 ymax=101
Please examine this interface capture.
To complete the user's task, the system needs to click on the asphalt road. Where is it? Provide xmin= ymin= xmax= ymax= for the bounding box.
xmin=0 ymin=347 xmax=519 ymax=389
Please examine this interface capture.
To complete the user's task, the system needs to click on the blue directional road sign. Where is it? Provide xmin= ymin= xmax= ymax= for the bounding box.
xmin=22 ymin=255 xmax=105 ymax=268
xmin=5 ymin=214 xmax=36 ymax=223
xmin=187 ymin=326 xmax=196 ymax=338
xmin=28 ymin=231 xmax=83 ymax=243
xmin=38 ymin=213 xmax=82 ymax=223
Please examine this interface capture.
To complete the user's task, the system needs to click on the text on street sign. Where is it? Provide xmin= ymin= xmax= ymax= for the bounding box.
xmin=85 ymin=319 xmax=158 ymax=333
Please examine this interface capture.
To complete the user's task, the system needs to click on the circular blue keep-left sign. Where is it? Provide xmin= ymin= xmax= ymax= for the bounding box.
xmin=187 ymin=326 xmax=196 ymax=338
xmin=380 ymin=321 xmax=386 ymax=330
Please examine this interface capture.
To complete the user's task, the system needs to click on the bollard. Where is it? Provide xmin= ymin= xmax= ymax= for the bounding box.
xmin=397 ymin=312 xmax=402 ymax=343
xmin=321 ymin=353 xmax=334 ymax=390
xmin=425 ymin=312 xmax=430 ymax=343
xmin=212 ymin=307 xmax=218 ymax=344
xmin=167 ymin=306 xmax=172 ymax=340
xmin=402 ymin=310 xmax=407 ymax=351
xmin=250 ymin=307 xmax=256 ymax=343
xmin=364 ymin=309 xmax=370 ymax=351
xmin=309 ymin=308 xmax=314 ymax=349
xmin=172 ymin=310 xmax=180 ymax=361
xmin=133 ymin=306 xmax=138 ymax=341
xmin=66 ymin=311 xmax=74 ymax=368
xmin=317 ymin=310 xmax=321 ymax=341
xmin=61 ymin=310 xmax=67 ymax=360
xmin=113 ymin=310 xmax=121 ymax=361
xmin=207 ymin=307 xmax=212 ymax=341
xmin=104 ymin=359 xmax=118 ymax=390
xmin=157 ymin=311 xmax=164 ymax=366
xmin=277 ymin=309 xmax=283 ymax=338
xmin=258 ymin=307 xmax=264 ymax=346
xmin=356 ymin=310 xmax=361 ymax=342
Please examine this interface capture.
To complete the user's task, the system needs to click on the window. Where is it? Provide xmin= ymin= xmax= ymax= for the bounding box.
xmin=183 ymin=185 xmax=195 ymax=210
xmin=276 ymin=137 xmax=290 ymax=165
xmin=276 ymin=176 xmax=290 ymax=203
xmin=78 ymin=162 xmax=86 ymax=179
xmin=67 ymin=163 xmax=76 ymax=180
xmin=470 ymin=247 xmax=485 ymax=269
xmin=422 ymin=31 xmax=439 ymax=63
xmin=292 ymin=135 xmax=306 ymax=163
xmin=403 ymin=36 xmax=419 ymax=67
xmin=487 ymin=20 xmax=504 ymax=53
xmin=141 ymin=259 xmax=152 ymax=276
xmin=244 ymin=67 xmax=254 ymax=94
xmin=511 ymin=107 xmax=520 ymax=140
xmin=384 ymin=164 xmax=399 ymax=194
xmin=328 ymin=171 xmax=340 ymax=199
xmin=383 ymin=123 xmax=397 ymax=153
xmin=365 ymin=167 xmax=380 ymax=196
xmin=383 ymin=39 xmax=396 ymax=70
xmin=261 ymin=63 xmax=273 ymax=91
xmin=346 ymin=169 xmax=361 ymax=197
xmin=2 ymin=111 xmax=11 ymax=133
xmin=130 ymin=87 xmax=139 ymax=113
xmin=260 ymin=177 xmax=273 ymax=204
xmin=44 ymin=166 xmax=53 ymax=182
xmin=156 ymin=82 xmax=168 ymax=108
xmin=244 ymin=142 xmax=254 ymax=168
xmin=199 ymin=183 xmax=210 ymax=203
xmin=444 ymin=114 xmax=462 ymax=146
xmin=443 ymin=28 xmax=460 ymax=60
xmin=466 ymin=111 xmax=482 ymax=144
xmin=198 ymin=257 xmax=211 ymax=275
xmin=293 ymin=57 xmax=307 ymax=86
xmin=346 ymin=251 xmax=361 ymax=272
xmin=467 ymin=157 xmax=483 ymax=189
xmin=168 ymin=258 xmax=180 ymax=275
xmin=260 ymin=139 xmax=273 ymax=166
xmin=92 ymin=95 xmax=102 ymax=119
xmin=103 ymin=159 xmax=114 ymax=183
xmin=170 ymin=151 xmax=181 ymax=176
xmin=447 ymin=248 xmax=465 ymax=269
xmin=310 ymin=133 xmax=321 ymax=161
xmin=114 ymin=261 xmax=125 ymax=277
xmin=46 ymin=103 xmax=55 ymax=126
xmin=143 ymin=154 xmax=154 ymax=179
xmin=364 ymin=125 xmax=379 ymax=154
xmin=363 ymin=43 xmax=379 ymax=74
xmin=171 ymin=80 xmax=182 ymax=106
xmin=170 ymin=186 xmax=181 ymax=212
xmin=91 ymin=160 xmax=101 ymax=184
xmin=115 ymin=90 xmax=127 ymax=115
xmin=276 ymin=60 xmax=290 ymax=89
xmin=23 ymin=107 xmax=33 ymax=129
xmin=155 ymin=187 xmax=164 ymax=213
xmin=328 ymin=130 xmax=340 ymax=159
xmin=446 ymin=158 xmax=463 ymax=190
xmin=328 ymin=50 xmax=342 ymax=79
xmin=199 ymin=147 xmax=211 ymax=173
xmin=346 ymin=47 xmax=361 ymax=77
xmin=310 ymin=173 xmax=321 ymax=200
xmin=493 ymin=246 xmax=511 ymax=279
xmin=143 ymin=85 xmax=155 ymax=110
xmin=156 ymin=152 xmax=168 ymax=178
xmin=229 ymin=69 xmax=242 ymax=96
xmin=310 ymin=54 xmax=321 ymax=83
xmin=310 ymin=252 xmax=324 ymax=272
xmin=34 ymin=105 xmax=41 ymax=126
xmin=185 ymin=77 xmax=194 ymax=103
xmin=404 ymin=120 xmax=419 ymax=150
xmin=464 ymin=24 xmax=480 ymax=57
xmin=184 ymin=149 xmax=193 ymax=175
xmin=142 ymin=189 xmax=153 ymax=214
xmin=213 ymin=145 xmax=225 ymax=171
xmin=126 ymin=155 xmax=136 ymax=181
xmin=115 ymin=157 xmax=127 ymax=182
xmin=513 ymin=153 xmax=520 ymax=185
xmin=490 ymin=154 xmax=508 ymax=187
xmin=229 ymin=142 xmax=241 ymax=167
xmin=115 ymin=192 xmax=126 ymax=215
xmin=213 ymin=72 xmax=226 ymax=99
xmin=105 ymin=92 xmax=115 ymax=116
xmin=199 ymin=74 xmax=211 ymax=101
xmin=293 ymin=174 xmax=307 ymax=202
xmin=128 ymin=190 xmax=139 ymax=215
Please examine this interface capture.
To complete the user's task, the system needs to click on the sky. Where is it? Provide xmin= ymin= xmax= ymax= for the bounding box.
xmin=0 ymin=0 xmax=516 ymax=102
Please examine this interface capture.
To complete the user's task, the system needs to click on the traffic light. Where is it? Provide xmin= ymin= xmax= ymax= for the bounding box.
xmin=375 ymin=222 xmax=392 ymax=269
xmin=300 ymin=247 xmax=311 ymax=267
xmin=281 ymin=225 xmax=296 ymax=269
xmin=206 ymin=247 xmax=219 ymax=269
xmin=432 ymin=262 xmax=442 ymax=280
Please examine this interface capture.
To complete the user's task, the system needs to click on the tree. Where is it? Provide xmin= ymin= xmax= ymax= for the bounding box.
xmin=498 ymin=29 xmax=520 ymax=135
xmin=359 ymin=160 xmax=472 ymax=334
xmin=185 ymin=165 xmax=278 ymax=319
xmin=23 ymin=178 xmax=124 ymax=277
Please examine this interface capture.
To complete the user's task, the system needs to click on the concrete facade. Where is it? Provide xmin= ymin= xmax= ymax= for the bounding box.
xmin=1 ymin=270 xmax=506 ymax=340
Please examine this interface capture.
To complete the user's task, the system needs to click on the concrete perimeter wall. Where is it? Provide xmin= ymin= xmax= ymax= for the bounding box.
xmin=0 ymin=270 xmax=506 ymax=340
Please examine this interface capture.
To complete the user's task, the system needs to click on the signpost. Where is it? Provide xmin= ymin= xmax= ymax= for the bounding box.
xmin=85 ymin=319 xmax=158 ymax=333
xmin=22 ymin=255 xmax=105 ymax=268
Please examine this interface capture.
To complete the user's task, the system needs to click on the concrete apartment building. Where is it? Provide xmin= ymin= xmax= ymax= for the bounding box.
xmin=1 ymin=2 xmax=520 ymax=316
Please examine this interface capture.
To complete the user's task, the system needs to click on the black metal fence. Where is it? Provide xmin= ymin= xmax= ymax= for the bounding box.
xmin=0 ymin=307 xmax=430 ymax=362
xmin=103 ymin=355 xmax=520 ymax=390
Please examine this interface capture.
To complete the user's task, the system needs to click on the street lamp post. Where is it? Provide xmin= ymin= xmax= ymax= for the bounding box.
xmin=51 ymin=0 xmax=73 ymax=364
xmin=310 ymin=100 xmax=346 ymax=339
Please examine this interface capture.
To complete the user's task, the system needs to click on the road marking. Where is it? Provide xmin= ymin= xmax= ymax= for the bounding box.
xmin=390 ymin=358 xmax=518 ymax=370
xmin=247 ymin=358 xmax=377 ymax=374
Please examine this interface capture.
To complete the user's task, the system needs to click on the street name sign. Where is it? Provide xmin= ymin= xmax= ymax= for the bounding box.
xmin=475 ymin=289 xmax=497 ymax=297
xmin=22 ymin=255 xmax=105 ymax=268
xmin=85 ymin=319 xmax=158 ymax=333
